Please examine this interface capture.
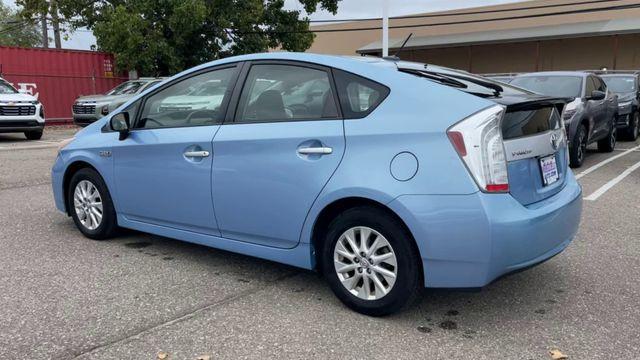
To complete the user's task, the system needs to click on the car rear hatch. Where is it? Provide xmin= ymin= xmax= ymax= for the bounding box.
xmin=496 ymin=96 xmax=569 ymax=206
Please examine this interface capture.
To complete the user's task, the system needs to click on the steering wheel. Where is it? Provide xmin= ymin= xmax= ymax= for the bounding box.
xmin=186 ymin=109 xmax=216 ymax=124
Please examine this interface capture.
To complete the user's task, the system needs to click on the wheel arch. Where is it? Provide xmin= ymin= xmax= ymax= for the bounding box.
xmin=310 ymin=196 xmax=421 ymax=275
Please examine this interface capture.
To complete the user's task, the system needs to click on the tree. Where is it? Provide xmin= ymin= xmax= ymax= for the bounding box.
xmin=54 ymin=0 xmax=341 ymax=76
xmin=0 ymin=2 xmax=42 ymax=48
xmin=15 ymin=0 xmax=64 ymax=48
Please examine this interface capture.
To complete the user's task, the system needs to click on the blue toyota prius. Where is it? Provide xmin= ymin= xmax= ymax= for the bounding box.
xmin=52 ymin=53 xmax=582 ymax=315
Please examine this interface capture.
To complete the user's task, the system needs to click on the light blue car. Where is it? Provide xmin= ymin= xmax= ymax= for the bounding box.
xmin=52 ymin=53 xmax=582 ymax=316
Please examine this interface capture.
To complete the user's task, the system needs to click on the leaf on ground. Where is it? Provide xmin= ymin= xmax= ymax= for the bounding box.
xmin=549 ymin=349 xmax=568 ymax=359
xmin=157 ymin=351 xmax=169 ymax=360
xmin=196 ymin=355 xmax=211 ymax=360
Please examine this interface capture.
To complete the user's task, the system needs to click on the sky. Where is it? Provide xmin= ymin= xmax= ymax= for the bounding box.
xmin=3 ymin=0 xmax=526 ymax=50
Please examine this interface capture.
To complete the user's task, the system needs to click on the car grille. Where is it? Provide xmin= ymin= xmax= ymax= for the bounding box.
xmin=73 ymin=104 xmax=96 ymax=114
xmin=0 ymin=105 xmax=36 ymax=116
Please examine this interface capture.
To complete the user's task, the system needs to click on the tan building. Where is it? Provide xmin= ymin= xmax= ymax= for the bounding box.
xmin=308 ymin=0 xmax=640 ymax=73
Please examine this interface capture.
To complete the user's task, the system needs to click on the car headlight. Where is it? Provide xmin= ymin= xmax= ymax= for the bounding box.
xmin=562 ymin=109 xmax=577 ymax=120
xmin=57 ymin=137 xmax=75 ymax=153
xmin=101 ymin=105 xmax=110 ymax=115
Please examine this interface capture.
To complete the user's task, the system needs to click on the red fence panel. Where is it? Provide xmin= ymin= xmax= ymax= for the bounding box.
xmin=0 ymin=46 xmax=128 ymax=123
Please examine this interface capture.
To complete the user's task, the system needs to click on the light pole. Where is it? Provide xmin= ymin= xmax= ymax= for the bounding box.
xmin=382 ymin=0 xmax=389 ymax=57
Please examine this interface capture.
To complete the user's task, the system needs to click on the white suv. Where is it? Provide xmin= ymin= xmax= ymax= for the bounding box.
xmin=0 ymin=77 xmax=45 ymax=140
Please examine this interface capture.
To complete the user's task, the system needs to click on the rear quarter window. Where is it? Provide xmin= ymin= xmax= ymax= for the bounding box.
xmin=333 ymin=69 xmax=389 ymax=119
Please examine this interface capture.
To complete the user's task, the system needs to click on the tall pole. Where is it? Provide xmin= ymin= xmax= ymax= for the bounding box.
xmin=51 ymin=0 xmax=62 ymax=49
xmin=382 ymin=0 xmax=389 ymax=57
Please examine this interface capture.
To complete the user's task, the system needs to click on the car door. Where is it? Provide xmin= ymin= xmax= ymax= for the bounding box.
xmin=211 ymin=61 xmax=345 ymax=249
xmin=112 ymin=64 xmax=240 ymax=235
xmin=596 ymin=76 xmax=616 ymax=126
xmin=586 ymin=76 xmax=607 ymax=139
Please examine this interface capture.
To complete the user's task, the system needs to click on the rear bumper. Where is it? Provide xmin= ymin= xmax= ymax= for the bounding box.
xmin=0 ymin=118 xmax=45 ymax=132
xmin=388 ymin=172 xmax=582 ymax=288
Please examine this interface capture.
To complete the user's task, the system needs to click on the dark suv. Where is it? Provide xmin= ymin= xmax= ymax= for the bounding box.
xmin=598 ymin=71 xmax=640 ymax=141
xmin=511 ymin=72 xmax=618 ymax=168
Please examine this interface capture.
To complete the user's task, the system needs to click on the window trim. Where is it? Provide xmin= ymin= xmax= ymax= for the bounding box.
xmin=228 ymin=60 xmax=343 ymax=125
xmin=129 ymin=62 xmax=243 ymax=131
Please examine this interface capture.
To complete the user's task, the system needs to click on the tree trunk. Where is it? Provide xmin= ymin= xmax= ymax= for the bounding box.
xmin=50 ymin=0 xmax=62 ymax=49
xmin=40 ymin=12 xmax=48 ymax=48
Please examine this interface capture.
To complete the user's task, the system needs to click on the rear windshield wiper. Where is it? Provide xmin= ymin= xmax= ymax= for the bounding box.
xmin=422 ymin=69 xmax=504 ymax=97
xmin=400 ymin=69 xmax=468 ymax=89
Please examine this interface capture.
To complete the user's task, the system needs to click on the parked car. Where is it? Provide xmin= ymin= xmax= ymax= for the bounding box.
xmin=511 ymin=72 xmax=618 ymax=168
xmin=52 ymin=53 xmax=582 ymax=316
xmin=0 ymin=77 xmax=45 ymax=140
xmin=72 ymin=78 xmax=165 ymax=126
xmin=599 ymin=72 xmax=639 ymax=140
xmin=483 ymin=73 xmax=518 ymax=83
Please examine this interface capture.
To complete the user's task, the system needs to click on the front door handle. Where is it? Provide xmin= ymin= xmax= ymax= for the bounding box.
xmin=297 ymin=147 xmax=333 ymax=155
xmin=184 ymin=150 xmax=210 ymax=158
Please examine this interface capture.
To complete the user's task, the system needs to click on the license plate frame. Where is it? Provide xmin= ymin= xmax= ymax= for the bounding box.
xmin=539 ymin=154 xmax=559 ymax=186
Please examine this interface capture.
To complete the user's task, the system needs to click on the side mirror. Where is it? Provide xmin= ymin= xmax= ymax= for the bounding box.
xmin=588 ymin=90 xmax=606 ymax=101
xmin=110 ymin=112 xmax=130 ymax=140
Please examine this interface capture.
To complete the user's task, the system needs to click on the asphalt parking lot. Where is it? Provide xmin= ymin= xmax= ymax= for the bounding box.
xmin=1 ymin=127 xmax=639 ymax=359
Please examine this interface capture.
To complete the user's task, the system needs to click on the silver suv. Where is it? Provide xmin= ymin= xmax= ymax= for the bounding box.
xmin=72 ymin=78 xmax=164 ymax=126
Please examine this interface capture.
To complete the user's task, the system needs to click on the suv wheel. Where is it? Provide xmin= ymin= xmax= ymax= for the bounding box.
xmin=24 ymin=130 xmax=43 ymax=140
xmin=598 ymin=121 xmax=616 ymax=153
xmin=570 ymin=124 xmax=588 ymax=168
xmin=322 ymin=207 xmax=422 ymax=316
xmin=625 ymin=112 xmax=639 ymax=141
xmin=68 ymin=168 xmax=119 ymax=240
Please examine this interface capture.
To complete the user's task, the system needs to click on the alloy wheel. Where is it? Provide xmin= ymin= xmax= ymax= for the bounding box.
xmin=633 ymin=114 xmax=639 ymax=139
xmin=578 ymin=131 xmax=586 ymax=163
xmin=73 ymin=180 xmax=103 ymax=230
xmin=610 ymin=125 xmax=617 ymax=149
xmin=333 ymin=226 xmax=398 ymax=300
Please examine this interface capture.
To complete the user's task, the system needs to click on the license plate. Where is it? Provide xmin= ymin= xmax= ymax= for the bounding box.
xmin=540 ymin=154 xmax=559 ymax=186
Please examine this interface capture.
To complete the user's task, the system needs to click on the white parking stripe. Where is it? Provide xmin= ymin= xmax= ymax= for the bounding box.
xmin=575 ymin=145 xmax=640 ymax=179
xmin=584 ymin=159 xmax=640 ymax=201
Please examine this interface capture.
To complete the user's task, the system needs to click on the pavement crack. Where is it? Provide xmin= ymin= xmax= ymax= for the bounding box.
xmin=69 ymin=271 xmax=299 ymax=359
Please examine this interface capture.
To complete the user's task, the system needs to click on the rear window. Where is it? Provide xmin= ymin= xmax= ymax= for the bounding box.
xmin=333 ymin=69 xmax=389 ymax=119
xmin=502 ymin=107 xmax=560 ymax=140
xmin=602 ymin=76 xmax=636 ymax=93
xmin=511 ymin=76 xmax=583 ymax=98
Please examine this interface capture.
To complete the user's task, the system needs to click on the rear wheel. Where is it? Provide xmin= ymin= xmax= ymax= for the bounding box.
xmin=624 ymin=112 xmax=639 ymax=141
xmin=570 ymin=124 xmax=588 ymax=168
xmin=24 ymin=130 xmax=43 ymax=140
xmin=68 ymin=168 xmax=119 ymax=240
xmin=322 ymin=207 xmax=422 ymax=316
xmin=598 ymin=120 xmax=617 ymax=153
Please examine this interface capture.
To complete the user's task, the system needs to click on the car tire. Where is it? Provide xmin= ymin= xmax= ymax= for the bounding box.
xmin=24 ymin=130 xmax=43 ymax=140
xmin=68 ymin=168 xmax=119 ymax=240
xmin=597 ymin=120 xmax=617 ymax=153
xmin=322 ymin=206 xmax=422 ymax=316
xmin=569 ymin=124 xmax=588 ymax=168
xmin=624 ymin=112 xmax=639 ymax=141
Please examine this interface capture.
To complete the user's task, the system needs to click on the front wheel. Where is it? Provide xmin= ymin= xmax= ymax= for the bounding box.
xmin=624 ymin=112 xmax=639 ymax=141
xmin=598 ymin=120 xmax=617 ymax=153
xmin=24 ymin=130 xmax=43 ymax=140
xmin=68 ymin=168 xmax=119 ymax=240
xmin=322 ymin=207 xmax=422 ymax=316
xmin=570 ymin=124 xmax=588 ymax=168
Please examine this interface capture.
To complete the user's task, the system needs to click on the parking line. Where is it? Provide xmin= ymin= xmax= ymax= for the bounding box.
xmin=584 ymin=159 xmax=640 ymax=201
xmin=575 ymin=145 xmax=640 ymax=180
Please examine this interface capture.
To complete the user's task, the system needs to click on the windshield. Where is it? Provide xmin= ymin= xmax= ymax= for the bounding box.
xmin=510 ymin=76 xmax=582 ymax=98
xmin=602 ymin=76 xmax=636 ymax=93
xmin=107 ymin=81 xmax=146 ymax=95
xmin=0 ymin=80 xmax=17 ymax=94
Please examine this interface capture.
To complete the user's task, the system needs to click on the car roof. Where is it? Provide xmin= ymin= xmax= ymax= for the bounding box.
xmin=513 ymin=71 xmax=589 ymax=78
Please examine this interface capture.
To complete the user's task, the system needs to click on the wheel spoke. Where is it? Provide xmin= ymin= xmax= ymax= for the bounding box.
xmin=335 ymin=241 xmax=355 ymax=261
xmin=371 ymin=273 xmax=388 ymax=296
xmin=359 ymin=227 xmax=372 ymax=253
xmin=342 ymin=273 xmax=361 ymax=291
xmin=371 ymin=252 xmax=394 ymax=265
xmin=373 ymin=265 xmax=396 ymax=281
xmin=335 ymin=261 xmax=358 ymax=274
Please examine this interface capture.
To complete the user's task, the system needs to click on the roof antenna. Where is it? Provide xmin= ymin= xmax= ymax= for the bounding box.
xmin=383 ymin=33 xmax=413 ymax=61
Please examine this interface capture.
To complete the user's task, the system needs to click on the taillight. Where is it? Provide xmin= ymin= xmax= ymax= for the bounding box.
xmin=447 ymin=105 xmax=509 ymax=193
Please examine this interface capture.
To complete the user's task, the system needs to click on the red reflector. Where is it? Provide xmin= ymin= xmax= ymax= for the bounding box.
xmin=486 ymin=184 xmax=509 ymax=192
xmin=447 ymin=131 xmax=466 ymax=156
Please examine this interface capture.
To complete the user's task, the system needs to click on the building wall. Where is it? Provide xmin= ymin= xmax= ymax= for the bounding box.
xmin=388 ymin=35 xmax=640 ymax=73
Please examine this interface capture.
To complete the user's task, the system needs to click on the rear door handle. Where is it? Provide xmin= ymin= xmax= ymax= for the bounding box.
xmin=184 ymin=150 xmax=210 ymax=158
xmin=297 ymin=147 xmax=333 ymax=155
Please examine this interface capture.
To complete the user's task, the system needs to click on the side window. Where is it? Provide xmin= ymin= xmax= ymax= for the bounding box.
xmin=235 ymin=64 xmax=338 ymax=123
xmin=595 ymin=77 xmax=607 ymax=92
xmin=585 ymin=77 xmax=597 ymax=96
xmin=141 ymin=80 xmax=162 ymax=92
xmin=333 ymin=69 xmax=390 ymax=119
xmin=135 ymin=67 xmax=236 ymax=129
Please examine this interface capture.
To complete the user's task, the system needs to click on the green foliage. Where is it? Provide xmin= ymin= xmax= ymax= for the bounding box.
xmin=55 ymin=0 xmax=340 ymax=76
xmin=0 ymin=2 xmax=42 ymax=48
